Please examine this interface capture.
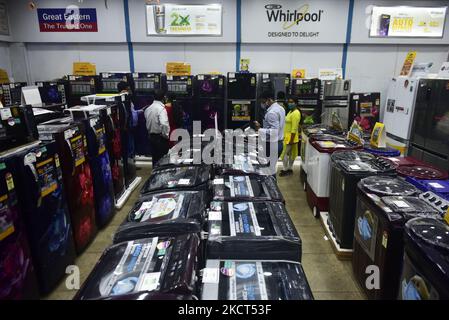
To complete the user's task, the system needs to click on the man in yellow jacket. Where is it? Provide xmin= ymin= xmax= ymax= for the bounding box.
xmin=280 ymin=97 xmax=301 ymax=176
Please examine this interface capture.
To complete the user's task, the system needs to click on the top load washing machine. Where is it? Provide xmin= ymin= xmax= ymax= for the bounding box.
xmin=0 ymin=150 xmax=40 ymax=300
xmin=38 ymin=120 xmax=97 ymax=253
xmin=140 ymin=165 xmax=213 ymax=195
xmin=213 ymin=175 xmax=284 ymax=203
xmin=207 ymin=201 xmax=301 ymax=262
xmin=74 ymin=234 xmax=200 ymax=299
xmin=321 ymin=79 xmax=351 ymax=131
xmin=328 ymin=151 xmax=396 ymax=249
xmin=10 ymin=142 xmax=76 ymax=294
xmin=113 ymin=190 xmax=208 ymax=243
xmin=216 ymin=154 xmax=272 ymax=176
xmin=410 ymin=179 xmax=449 ymax=202
xmin=399 ymin=218 xmax=449 ymax=300
xmin=352 ymin=176 xmax=441 ymax=299
xmin=201 ymin=259 xmax=313 ymax=300
xmin=306 ymin=135 xmax=362 ymax=217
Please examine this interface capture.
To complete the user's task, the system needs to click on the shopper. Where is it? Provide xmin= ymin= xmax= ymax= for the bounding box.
xmin=144 ymin=89 xmax=170 ymax=167
xmin=280 ymin=97 xmax=301 ymax=176
xmin=254 ymin=91 xmax=286 ymax=160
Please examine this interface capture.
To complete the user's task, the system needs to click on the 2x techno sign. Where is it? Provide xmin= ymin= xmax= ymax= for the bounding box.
xmin=265 ymin=3 xmax=323 ymax=38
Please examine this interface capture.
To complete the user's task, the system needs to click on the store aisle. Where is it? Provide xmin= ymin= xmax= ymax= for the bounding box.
xmin=277 ymin=163 xmax=365 ymax=300
xmin=45 ymin=165 xmax=153 ymax=300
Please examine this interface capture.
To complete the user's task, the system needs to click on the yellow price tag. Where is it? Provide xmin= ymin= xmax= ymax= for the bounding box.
xmin=166 ymin=62 xmax=191 ymax=76
xmin=73 ymin=62 xmax=96 ymax=76
xmin=400 ymin=50 xmax=416 ymax=76
xmin=291 ymin=69 xmax=306 ymax=79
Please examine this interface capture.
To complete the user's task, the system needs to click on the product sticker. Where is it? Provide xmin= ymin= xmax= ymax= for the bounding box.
xmin=70 ymin=135 xmax=86 ymax=167
xmin=178 ymin=178 xmax=190 ymax=185
xmin=230 ymin=176 xmax=254 ymax=198
xmin=36 ymin=157 xmax=58 ymax=197
xmin=198 ymin=75 xmax=204 ymax=80
xmin=64 ymin=129 xmax=75 ymax=140
xmin=202 ymin=268 xmax=219 ymax=284
xmin=5 ymin=173 xmax=14 ymax=191
xmin=0 ymin=163 xmax=5 ymax=170
xmin=210 ymin=201 xmax=222 ymax=211
xmin=55 ymin=155 xmax=60 ymax=168
xmin=0 ymin=108 xmax=12 ymax=121
xmin=139 ymin=272 xmax=161 ymax=292
xmin=208 ymin=211 xmax=222 ymax=221
xmin=183 ymin=158 xmax=194 ymax=164
xmin=229 ymin=73 xmax=235 ymax=79
xmin=210 ymin=223 xmax=221 ymax=235
xmin=228 ymin=262 xmax=268 ymax=300
xmin=95 ymin=128 xmax=106 ymax=155
xmin=157 ymin=240 xmax=171 ymax=250
xmin=393 ymin=200 xmax=410 ymax=208
xmin=167 ymin=75 xmax=173 ymax=81
xmin=0 ymin=195 xmax=14 ymax=241
xmin=228 ymin=202 xmax=260 ymax=236
xmin=213 ymin=178 xmax=224 ymax=185
xmin=353 ymin=95 xmax=359 ymax=100
xmin=349 ymin=164 xmax=361 ymax=170
xmin=382 ymin=231 xmax=388 ymax=249
xmin=429 ymin=182 xmax=444 ymax=189
xmin=221 ymin=261 xmax=235 ymax=277
xmin=24 ymin=153 xmax=36 ymax=165
xmin=263 ymin=74 xmax=269 ymax=79
xmin=139 ymin=195 xmax=183 ymax=222
xmin=134 ymin=201 xmax=154 ymax=220
xmin=219 ymin=79 xmax=223 ymax=86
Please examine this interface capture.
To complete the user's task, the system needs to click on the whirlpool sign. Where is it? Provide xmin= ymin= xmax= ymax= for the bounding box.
xmin=242 ymin=1 xmax=348 ymax=43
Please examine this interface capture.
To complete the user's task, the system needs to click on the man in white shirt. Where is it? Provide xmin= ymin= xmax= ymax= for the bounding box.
xmin=144 ymin=89 xmax=170 ymax=166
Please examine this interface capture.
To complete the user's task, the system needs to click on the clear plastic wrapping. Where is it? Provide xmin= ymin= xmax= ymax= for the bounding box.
xmin=201 ymin=260 xmax=313 ymax=300
xmin=113 ymin=191 xmax=208 ymax=243
xmin=74 ymin=234 xmax=200 ymax=300
xmin=207 ymin=201 xmax=301 ymax=262
xmin=381 ymin=196 xmax=440 ymax=220
xmin=331 ymin=150 xmax=374 ymax=162
xmin=359 ymin=176 xmax=418 ymax=196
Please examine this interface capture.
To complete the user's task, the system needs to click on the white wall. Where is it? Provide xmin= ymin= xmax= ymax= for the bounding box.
xmin=0 ymin=41 xmax=11 ymax=76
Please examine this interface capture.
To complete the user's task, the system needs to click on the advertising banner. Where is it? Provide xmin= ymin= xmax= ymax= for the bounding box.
xmin=146 ymin=4 xmax=222 ymax=36
xmin=241 ymin=0 xmax=348 ymax=43
xmin=370 ymin=6 xmax=447 ymax=38
xmin=37 ymin=7 xmax=98 ymax=32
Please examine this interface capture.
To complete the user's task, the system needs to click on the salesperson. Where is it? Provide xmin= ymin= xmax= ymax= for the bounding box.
xmin=254 ymin=91 xmax=286 ymax=160
xmin=144 ymin=89 xmax=170 ymax=167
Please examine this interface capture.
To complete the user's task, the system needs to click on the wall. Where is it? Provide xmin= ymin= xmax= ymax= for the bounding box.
xmin=0 ymin=41 xmax=11 ymax=77
xmin=3 ymin=0 xmax=449 ymax=102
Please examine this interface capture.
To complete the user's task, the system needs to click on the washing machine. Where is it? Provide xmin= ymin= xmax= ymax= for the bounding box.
xmin=328 ymin=151 xmax=396 ymax=249
xmin=405 ymin=177 xmax=449 ymax=198
xmin=113 ymin=190 xmax=208 ymax=243
xmin=213 ymin=175 xmax=284 ymax=203
xmin=206 ymin=201 xmax=301 ymax=261
xmin=38 ymin=120 xmax=97 ymax=253
xmin=399 ymin=218 xmax=449 ymax=300
xmin=140 ymin=165 xmax=213 ymax=195
xmin=74 ymin=234 xmax=200 ymax=299
xmin=306 ymin=135 xmax=362 ymax=217
xmin=0 ymin=152 xmax=40 ymax=300
xmin=396 ymin=163 xmax=448 ymax=180
xmin=0 ymin=105 xmax=38 ymax=153
xmin=363 ymin=144 xmax=401 ymax=157
xmin=201 ymin=260 xmax=313 ymax=300
xmin=216 ymin=154 xmax=272 ymax=176
xmin=418 ymin=191 xmax=449 ymax=216
xmin=352 ymin=176 xmax=440 ymax=300
xmin=11 ymin=142 xmax=76 ymax=294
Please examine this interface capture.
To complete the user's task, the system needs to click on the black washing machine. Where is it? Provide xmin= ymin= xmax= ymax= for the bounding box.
xmin=74 ymin=234 xmax=200 ymax=299
xmin=0 ymin=105 xmax=38 ymax=153
xmin=213 ymin=175 xmax=284 ymax=203
xmin=113 ymin=190 xmax=208 ymax=243
xmin=352 ymin=176 xmax=441 ymax=299
xmin=206 ymin=201 xmax=301 ymax=262
xmin=11 ymin=142 xmax=76 ymax=294
xmin=328 ymin=151 xmax=396 ymax=249
xmin=399 ymin=217 xmax=449 ymax=300
xmin=201 ymin=260 xmax=313 ymax=300
xmin=140 ymin=165 xmax=212 ymax=195
xmin=0 ymin=151 xmax=40 ymax=299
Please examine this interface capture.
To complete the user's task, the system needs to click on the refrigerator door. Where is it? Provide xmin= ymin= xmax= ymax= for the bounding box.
xmin=410 ymin=79 xmax=430 ymax=148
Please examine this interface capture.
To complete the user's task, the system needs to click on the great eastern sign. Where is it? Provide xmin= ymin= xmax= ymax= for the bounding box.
xmin=241 ymin=0 xmax=348 ymax=43
xmin=37 ymin=7 xmax=98 ymax=32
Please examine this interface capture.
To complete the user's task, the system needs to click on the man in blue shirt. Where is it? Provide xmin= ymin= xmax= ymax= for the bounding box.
xmin=254 ymin=91 xmax=286 ymax=159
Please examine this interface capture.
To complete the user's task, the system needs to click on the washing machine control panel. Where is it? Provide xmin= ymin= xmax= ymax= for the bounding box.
xmin=419 ymin=191 xmax=449 ymax=215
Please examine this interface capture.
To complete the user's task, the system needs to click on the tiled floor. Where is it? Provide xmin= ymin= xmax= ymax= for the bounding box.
xmin=46 ymin=163 xmax=365 ymax=300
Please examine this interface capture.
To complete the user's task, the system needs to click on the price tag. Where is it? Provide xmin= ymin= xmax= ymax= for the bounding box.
xmin=208 ymin=211 xmax=222 ymax=221
xmin=178 ymin=178 xmax=190 ymax=185
xmin=213 ymin=178 xmax=224 ymax=185
xmin=202 ymin=268 xmax=219 ymax=284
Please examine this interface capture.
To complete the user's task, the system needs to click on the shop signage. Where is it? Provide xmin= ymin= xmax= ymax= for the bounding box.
xmin=166 ymin=62 xmax=191 ymax=76
xmin=146 ymin=4 xmax=222 ymax=36
xmin=241 ymin=0 xmax=348 ymax=43
xmin=37 ymin=7 xmax=98 ymax=32
xmin=291 ymin=69 xmax=306 ymax=78
xmin=370 ymin=6 xmax=447 ymax=38
xmin=399 ymin=51 xmax=417 ymax=76
xmin=73 ymin=62 xmax=96 ymax=76
xmin=318 ymin=68 xmax=342 ymax=80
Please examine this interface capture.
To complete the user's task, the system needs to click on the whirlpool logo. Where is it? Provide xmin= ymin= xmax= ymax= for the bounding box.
xmin=265 ymin=3 xmax=324 ymax=29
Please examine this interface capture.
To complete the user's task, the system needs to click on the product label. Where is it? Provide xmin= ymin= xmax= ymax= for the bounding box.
xmin=229 ymin=176 xmax=254 ymax=198
xmin=95 ymin=127 xmax=106 ymax=155
xmin=202 ymin=268 xmax=220 ymax=284
xmin=136 ymin=194 xmax=184 ymax=222
xmin=178 ymin=178 xmax=190 ymax=185
xmin=0 ymin=108 xmax=12 ymax=121
xmin=393 ymin=200 xmax=410 ymax=208
xmin=382 ymin=231 xmax=388 ymax=249
xmin=70 ymin=135 xmax=86 ymax=167
xmin=5 ymin=173 xmax=14 ymax=191
xmin=36 ymin=157 xmax=58 ymax=197
xmin=228 ymin=261 xmax=268 ymax=300
xmin=213 ymin=178 xmax=224 ymax=185
xmin=228 ymin=202 xmax=260 ymax=236
xmin=208 ymin=211 xmax=222 ymax=221
xmin=0 ymin=194 xmax=14 ymax=241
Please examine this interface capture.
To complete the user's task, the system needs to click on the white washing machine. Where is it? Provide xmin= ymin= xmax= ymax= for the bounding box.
xmin=306 ymin=136 xmax=362 ymax=217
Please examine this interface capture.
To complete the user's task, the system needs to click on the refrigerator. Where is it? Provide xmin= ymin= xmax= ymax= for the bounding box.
xmin=290 ymin=78 xmax=322 ymax=124
xmin=98 ymin=72 xmax=133 ymax=94
xmin=35 ymin=80 xmax=68 ymax=106
xmin=166 ymin=75 xmax=195 ymax=133
xmin=321 ymin=79 xmax=351 ymax=131
xmin=66 ymin=75 xmax=100 ymax=107
xmin=409 ymin=78 xmax=449 ymax=171
xmin=256 ymin=73 xmax=290 ymax=123
xmin=194 ymin=74 xmax=225 ymax=132
xmin=227 ymin=72 xmax=257 ymax=129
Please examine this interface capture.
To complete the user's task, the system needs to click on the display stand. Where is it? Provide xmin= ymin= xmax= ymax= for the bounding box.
xmin=115 ymin=176 xmax=142 ymax=209
xmin=319 ymin=212 xmax=353 ymax=260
